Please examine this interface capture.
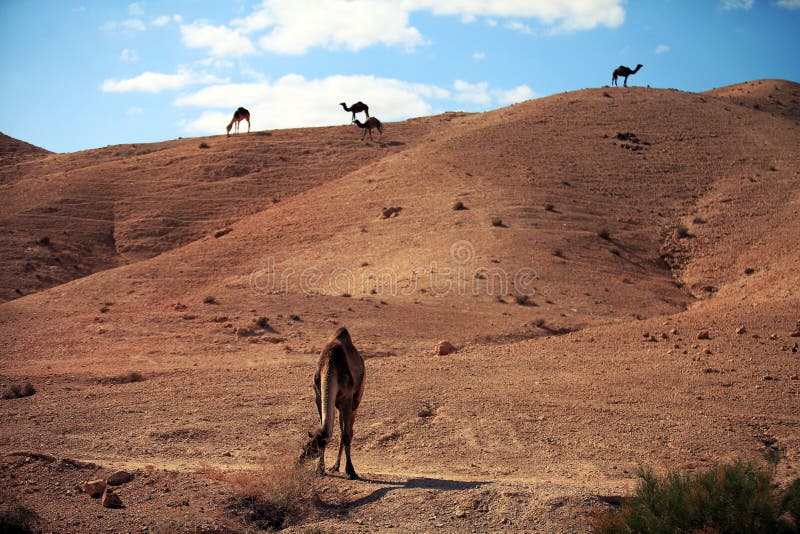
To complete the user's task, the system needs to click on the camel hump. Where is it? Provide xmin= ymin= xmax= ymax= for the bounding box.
xmin=332 ymin=326 xmax=351 ymax=343
xmin=237 ymin=107 xmax=249 ymax=114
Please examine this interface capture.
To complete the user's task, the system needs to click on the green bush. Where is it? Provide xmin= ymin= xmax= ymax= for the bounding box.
xmin=593 ymin=461 xmax=799 ymax=533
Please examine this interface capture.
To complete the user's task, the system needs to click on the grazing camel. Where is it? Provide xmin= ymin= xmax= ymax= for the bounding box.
xmin=353 ymin=117 xmax=383 ymax=141
xmin=226 ymin=107 xmax=250 ymax=136
xmin=300 ymin=327 xmax=365 ymax=480
xmin=612 ymin=64 xmax=643 ymax=87
xmin=339 ymin=101 xmax=370 ymax=121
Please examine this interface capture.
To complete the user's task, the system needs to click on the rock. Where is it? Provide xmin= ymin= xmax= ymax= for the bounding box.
xmin=106 ymin=470 xmax=133 ymax=486
xmin=82 ymin=479 xmax=106 ymax=498
xmin=790 ymin=331 xmax=800 ymax=338
xmin=697 ymin=330 xmax=711 ymax=340
xmin=102 ymin=488 xmax=123 ymax=508
xmin=670 ymin=328 xmax=679 ymax=335
xmin=736 ymin=326 xmax=747 ymax=335
xmin=235 ymin=326 xmax=255 ymax=337
xmin=435 ymin=341 xmax=456 ymax=355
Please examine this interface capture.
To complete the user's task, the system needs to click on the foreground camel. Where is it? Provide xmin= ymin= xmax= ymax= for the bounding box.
xmin=612 ymin=64 xmax=643 ymax=87
xmin=339 ymin=101 xmax=369 ymax=121
xmin=353 ymin=117 xmax=383 ymax=141
xmin=226 ymin=107 xmax=250 ymax=136
xmin=300 ymin=327 xmax=365 ymax=479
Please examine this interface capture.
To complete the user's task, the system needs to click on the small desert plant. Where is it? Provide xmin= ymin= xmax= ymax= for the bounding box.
xmin=491 ymin=217 xmax=506 ymax=228
xmin=453 ymin=201 xmax=467 ymax=210
xmin=227 ymin=461 xmax=318 ymax=530
xmin=592 ymin=461 xmax=799 ymax=534
xmin=2 ymin=382 xmax=36 ymax=400
xmin=552 ymin=249 xmax=564 ymax=258
xmin=203 ymin=295 xmax=218 ymax=305
xmin=544 ymin=203 xmax=556 ymax=212
xmin=198 ymin=142 xmax=210 ymax=149
xmin=598 ymin=229 xmax=611 ymax=241
xmin=514 ymin=294 xmax=533 ymax=306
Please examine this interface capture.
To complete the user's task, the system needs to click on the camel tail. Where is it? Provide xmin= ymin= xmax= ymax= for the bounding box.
xmin=318 ymin=353 xmax=339 ymax=443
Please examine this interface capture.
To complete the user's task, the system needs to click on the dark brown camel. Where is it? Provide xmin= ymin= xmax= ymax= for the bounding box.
xmin=340 ymin=101 xmax=369 ymax=121
xmin=612 ymin=64 xmax=643 ymax=87
xmin=226 ymin=107 xmax=250 ymax=136
xmin=353 ymin=117 xmax=383 ymax=141
xmin=300 ymin=327 xmax=365 ymax=480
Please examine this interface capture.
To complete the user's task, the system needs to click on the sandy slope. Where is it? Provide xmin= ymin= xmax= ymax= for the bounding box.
xmin=1 ymin=81 xmax=799 ymax=532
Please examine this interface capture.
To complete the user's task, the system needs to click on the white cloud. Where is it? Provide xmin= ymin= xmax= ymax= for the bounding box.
xmin=251 ymin=0 xmax=426 ymax=54
xmin=505 ymin=21 xmax=533 ymax=34
xmin=655 ymin=44 xmax=670 ymax=54
xmin=472 ymin=51 xmax=486 ymax=60
xmin=174 ymin=73 xmax=536 ymax=135
xmin=152 ymin=14 xmax=183 ymax=26
xmin=101 ymin=68 xmax=228 ymax=93
xmin=776 ymin=0 xmax=800 ymax=8
xmin=493 ymin=85 xmax=534 ymax=104
xmin=720 ymin=0 xmax=754 ymax=9
xmin=180 ymin=21 xmax=256 ymax=57
xmin=101 ymin=18 xmax=146 ymax=33
xmin=453 ymin=80 xmax=491 ymax=104
xmin=120 ymin=48 xmax=140 ymax=62
xmin=128 ymin=3 xmax=144 ymax=16
xmin=404 ymin=0 xmax=626 ymax=31
xmin=126 ymin=106 xmax=143 ymax=116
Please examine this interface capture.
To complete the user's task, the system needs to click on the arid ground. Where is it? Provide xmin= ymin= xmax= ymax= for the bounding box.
xmin=2 ymin=79 xmax=799 ymax=532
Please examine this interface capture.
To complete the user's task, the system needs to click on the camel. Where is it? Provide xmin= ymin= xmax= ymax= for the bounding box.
xmin=226 ymin=107 xmax=250 ymax=136
xmin=339 ymin=101 xmax=369 ymax=121
xmin=300 ymin=327 xmax=365 ymax=480
xmin=612 ymin=64 xmax=643 ymax=87
xmin=353 ymin=117 xmax=383 ymax=141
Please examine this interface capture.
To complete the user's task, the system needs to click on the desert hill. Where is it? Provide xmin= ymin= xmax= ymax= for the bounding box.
xmin=1 ymin=80 xmax=799 ymax=532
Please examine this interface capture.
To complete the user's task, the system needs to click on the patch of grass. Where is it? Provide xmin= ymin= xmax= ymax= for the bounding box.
xmin=227 ymin=461 xmax=318 ymax=530
xmin=592 ymin=461 xmax=800 ymax=534
xmin=0 ymin=489 xmax=39 ymax=533
xmin=2 ymin=382 xmax=36 ymax=400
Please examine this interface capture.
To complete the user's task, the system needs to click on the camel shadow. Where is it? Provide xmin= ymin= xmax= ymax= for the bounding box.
xmin=379 ymin=141 xmax=405 ymax=148
xmin=344 ymin=475 xmax=488 ymax=508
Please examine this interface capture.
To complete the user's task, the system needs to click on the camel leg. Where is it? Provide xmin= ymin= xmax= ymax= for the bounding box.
xmin=246 ymin=119 xmax=250 ymax=134
xmin=340 ymin=401 xmax=359 ymax=480
xmin=329 ymin=409 xmax=345 ymax=472
xmin=623 ymin=77 xmax=628 ymax=87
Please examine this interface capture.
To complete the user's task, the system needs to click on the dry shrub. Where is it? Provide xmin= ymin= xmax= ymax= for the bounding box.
xmin=226 ymin=461 xmax=318 ymax=530
xmin=491 ymin=217 xmax=506 ymax=228
xmin=598 ymin=229 xmax=611 ymax=241
xmin=2 ymin=383 xmax=36 ymax=400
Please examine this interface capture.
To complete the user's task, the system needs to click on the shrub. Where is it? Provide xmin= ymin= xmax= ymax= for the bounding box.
xmin=107 ymin=372 xmax=144 ymax=385
xmin=598 ymin=229 xmax=611 ymax=241
xmin=203 ymin=296 xmax=218 ymax=305
xmin=452 ymin=201 xmax=467 ymax=210
xmin=592 ymin=461 xmax=799 ymax=534
xmin=491 ymin=217 xmax=506 ymax=228
xmin=2 ymin=383 xmax=36 ymax=400
xmin=198 ymin=142 xmax=210 ymax=149
xmin=227 ymin=461 xmax=318 ymax=530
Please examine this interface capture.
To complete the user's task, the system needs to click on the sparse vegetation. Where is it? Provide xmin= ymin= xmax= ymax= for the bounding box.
xmin=515 ymin=294 xmax=535 ymax=306
xmin=225 ymin=461 xmax=318 ymax=530
xmin=544 ymin=203 xmax=556 ymax=212
xmin=491 ymin=217 xmax=506 ymax=228
xmin=203 ymin=295 xmax=218 ymax=305
xmin=592 ymin=461 xmax=800 ymax=534
xmin=453 ymin=200 xmax=467 ymax=210
xmin=598 ymin=229 xmax=611 ymax=241
xmin=552 ymin=249 xmax=564 ymax=258
xmin=198 ymin=142 xmax=210 ymax=149
xmin=2 ymin=382 xmax=36 ymax=400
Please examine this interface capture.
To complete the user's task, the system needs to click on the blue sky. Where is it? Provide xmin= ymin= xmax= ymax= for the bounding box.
xmin=1 ymin=0 xmax=799 ymax=153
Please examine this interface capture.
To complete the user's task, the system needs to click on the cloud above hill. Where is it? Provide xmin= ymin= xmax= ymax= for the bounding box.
xmin=174 ymin=74 xmax=533 ymax=134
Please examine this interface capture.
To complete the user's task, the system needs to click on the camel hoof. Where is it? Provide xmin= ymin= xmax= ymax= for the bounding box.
xmin=345 ymin=471 xmax=360 ymax=481
xmin=327 ymin=465 xmax=340 ymax=473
